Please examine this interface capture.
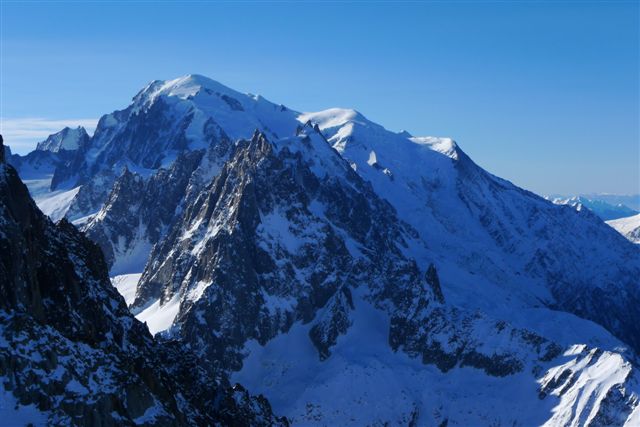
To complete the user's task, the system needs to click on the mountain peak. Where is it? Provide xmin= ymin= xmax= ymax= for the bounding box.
xmin=135 ymin=74 xmax=246 ymax=106
xmin=170 ymin=73 xmax=236 ymax=93
xmin=299 ymin=108 xmax=368 ymax=131
xmin=35 ymin=126 xmax=89 ymax=153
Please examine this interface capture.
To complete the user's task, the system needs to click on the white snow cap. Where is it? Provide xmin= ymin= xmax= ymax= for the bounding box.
xmin=134 ymin=74 xmax=248 ymax=105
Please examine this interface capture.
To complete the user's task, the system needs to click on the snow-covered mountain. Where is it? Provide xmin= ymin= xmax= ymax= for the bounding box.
xmin=6 ymin=128 xmax=89 ymax=222
xmin=549 ymin=195 xmax=638 ymax=221
xmin=7 ymin=75 xmax=640 ymax=425
xmin=608 ymin=214 xmax=640 ymax=244
xmin=35 ymin=126 xmax=90 ymax=153
xmin=581 ymin=194 xmax=640 ymax=212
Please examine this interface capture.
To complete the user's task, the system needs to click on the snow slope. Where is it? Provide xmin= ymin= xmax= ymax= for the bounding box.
xmin=33 ymin=185 xmax=81 ymax=222
xmin=134 ymin=294 xmax=181 ymax=335
xmin=607 ymin=214 xmax=640 ymax=244
xmin=110 ymin=273 xmax=179 ymax=334
xmin=234 ymin=290 xmax=640 ymax=426
xmin=300 ymin=108 xmax=640 ymax=351
xmin=110 ymin=273 xmax=142 ymax=306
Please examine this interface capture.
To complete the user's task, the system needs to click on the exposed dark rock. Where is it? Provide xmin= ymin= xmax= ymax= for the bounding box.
xmin=221 ymin=94 xmax=244 ymax=111
xmin=425 ymin=263 xmax=444 ymax=303
xmin=133 ymin=129 xmax=427 ymax=372
xmin=309 ymin=286 xmax=355 ymax=360
xmin=0 ymin=157 xmax=286 ymax=425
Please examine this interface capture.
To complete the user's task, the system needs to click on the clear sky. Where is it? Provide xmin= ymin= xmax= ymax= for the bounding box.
xmin=1 ymin=1 xmax=638 ymax=195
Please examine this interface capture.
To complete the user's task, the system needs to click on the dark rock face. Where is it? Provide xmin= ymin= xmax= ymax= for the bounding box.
xmin=131 ymin=129 xmax=570 ymax=382
xmin=83 ymin=167 xmax=145 ymax=268
xmin=64 ymin=169 xmax=117 ymax=221
xmin=425 ymin=263 xmax=444 ymax=303
xmin=558 ymin=283 xmax=640 ymax=357
xmin=80 ymin=118 xmax=233 ymax=274
xmin=83 ymin=149 xmax=212 ymax=272
xmin=0 ymin=156 xmax=286 ymax=425
xmin=133 ymin=129 xmax=427 ymax=370
xmin=389 ymin=303 xmax=562 ymax=377
xmin=309 ymin=286 xmax=355 ymax=360
xmin=0 ymin=167 xmax=117 ymax=332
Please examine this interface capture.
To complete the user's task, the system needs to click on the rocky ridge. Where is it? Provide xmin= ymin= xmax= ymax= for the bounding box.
xmin=0 ymin=135 xmax=285 ymax=426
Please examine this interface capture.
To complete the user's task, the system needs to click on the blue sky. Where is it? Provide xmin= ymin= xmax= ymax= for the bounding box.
xmin=1 ymin=1 xmax=638 ymax=195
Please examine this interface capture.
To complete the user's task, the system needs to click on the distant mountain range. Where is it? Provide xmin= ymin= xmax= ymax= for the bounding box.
xmin=582 ymin=193 xmax=640 ymax=212
xmin=4 ymin=74 xmax=640 ymax=425
xmin=546 ymin=195 xmax=640 ymax=244
xmin=547 ymin=195 xmax=639 ymax=221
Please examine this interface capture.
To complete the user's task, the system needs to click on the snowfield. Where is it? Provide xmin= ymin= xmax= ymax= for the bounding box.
xmin=110 ymin=273 xmax=142 ymax=306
